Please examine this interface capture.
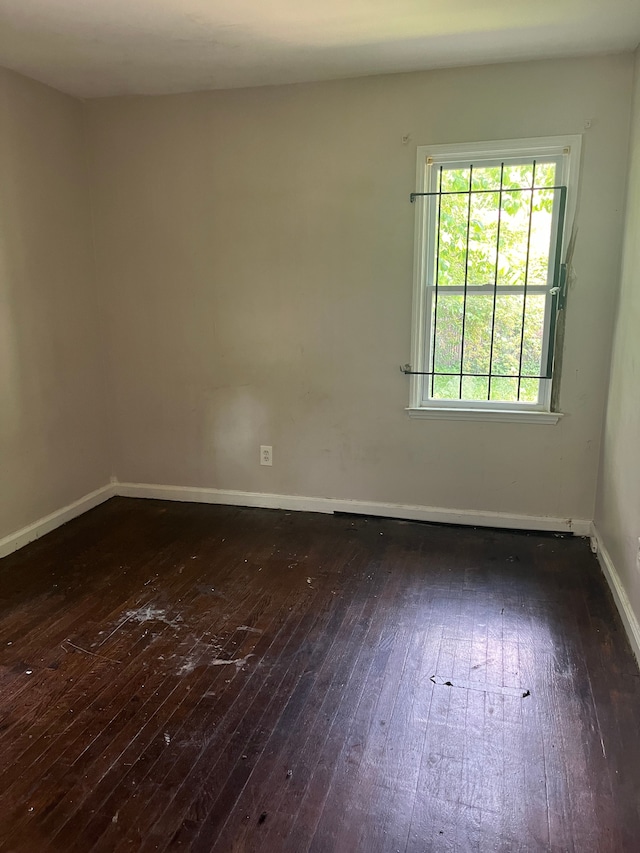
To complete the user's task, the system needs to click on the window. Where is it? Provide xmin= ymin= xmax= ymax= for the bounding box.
xmin=406 ymin=136 xmax=580 ymax=423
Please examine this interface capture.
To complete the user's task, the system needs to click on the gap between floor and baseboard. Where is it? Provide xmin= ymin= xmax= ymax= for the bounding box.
xmin=590 ymin=527 xmax=640 ymax=665
xmin=116 ymin=482 xmax=592 ymax=536
xmin=0 ymin=479 xmax=591 ymax=562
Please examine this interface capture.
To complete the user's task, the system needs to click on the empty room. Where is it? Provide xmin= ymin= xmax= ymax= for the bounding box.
xmin=1 ymin=1 xmax=640 ymax=851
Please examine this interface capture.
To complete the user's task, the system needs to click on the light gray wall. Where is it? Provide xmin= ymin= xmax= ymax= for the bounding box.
xmin=595 ymin=49 xmax=640 ymax=626
xmin=85 ymin=54 xmax=633 ymax=523
xmin=0 ymin=67 xmax=110 ymax=540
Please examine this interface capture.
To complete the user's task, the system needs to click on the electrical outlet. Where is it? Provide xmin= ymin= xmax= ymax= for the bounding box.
xmin=260 ymin=445 xmax=272 ymax=466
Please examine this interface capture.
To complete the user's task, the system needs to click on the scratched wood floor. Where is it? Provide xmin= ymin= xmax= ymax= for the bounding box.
xmin=0 ymin=498 xmax=639 ymax=852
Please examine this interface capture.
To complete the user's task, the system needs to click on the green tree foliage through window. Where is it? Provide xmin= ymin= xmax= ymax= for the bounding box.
xmin=427 ymin=160 xmax=556 ymax=403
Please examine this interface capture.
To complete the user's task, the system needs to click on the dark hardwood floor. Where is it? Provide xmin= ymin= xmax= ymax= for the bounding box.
xmin=0 ymin=497 xmax=639 ymax=852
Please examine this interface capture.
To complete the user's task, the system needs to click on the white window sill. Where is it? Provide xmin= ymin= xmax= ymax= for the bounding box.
xmin=406 ymin=407 xmax=563 ymax=424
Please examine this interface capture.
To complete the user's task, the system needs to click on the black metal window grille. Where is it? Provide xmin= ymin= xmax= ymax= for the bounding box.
xmin=406 ymin=158 xmax=567 ymax=406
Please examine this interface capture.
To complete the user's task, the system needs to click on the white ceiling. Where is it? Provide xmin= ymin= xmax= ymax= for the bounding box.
xmin=0 ymin=0 xmax=639 ymax=98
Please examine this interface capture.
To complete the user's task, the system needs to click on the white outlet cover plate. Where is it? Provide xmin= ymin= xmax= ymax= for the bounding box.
xmin=260 ymin=445 xmax=272 ymax=466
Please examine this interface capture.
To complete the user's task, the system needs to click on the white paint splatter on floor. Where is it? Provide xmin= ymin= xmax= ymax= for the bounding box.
xmin=123 ymin=605 xmax=183 ymax=627
xmin=177 ymin=658 xmax=197 ymax=676
xmin=209 ymin=654 xmax=253 ymax=670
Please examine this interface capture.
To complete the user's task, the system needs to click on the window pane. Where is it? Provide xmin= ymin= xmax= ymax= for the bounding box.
xmin=428 ymin=291 xmax=545 ymax=403
xmin=535 ymin=161 xmax=556 ymax=188
xmin=490 ymin=293 xmax=526 ymax=376
xmin=461 ymin=375 xmax=489 ymax=401
xmin=528 ymin=189 xmax=554 ymax=287
xmin=432 ymin=374 xmax=460 ymax=400
xmin=519 ymin=294 xmax=545 ymax=406
xmin=434 ymin=164 xmax=556 ymax=290
xmin=489 ymin=377 xmax=519 ymax=402
xmin=518 ymin=377 xmax=540 ymax=403
xmin=468 ymin=191 xmax=499 ymax=286
xmin=502 ymin=163 xmax=533 ymax=190
xmin=460 ymin=293 xmax=493 ymax=375
xmin=471 ymin=166 xmax=502 ymax=192
xmin=440 ymin=167 xmax=470 ymax=193
xmin=432 ymin=294 xmax=463 ymax=374
xmin=497 ymin=190 xmax=532 ymax=287
xmin=437 ymin=193 xmax=468 ymax=286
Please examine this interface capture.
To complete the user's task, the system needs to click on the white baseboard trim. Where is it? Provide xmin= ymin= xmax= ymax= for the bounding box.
xmin=0 ymin=483 xmax=116 ymax=560
xmin=116 ymin=482 xmax=591 ymax=536
xmin=0 ymin=480 xmax=591 ymax=562
xmin=591 ymin=526 xmax=640 ymax=664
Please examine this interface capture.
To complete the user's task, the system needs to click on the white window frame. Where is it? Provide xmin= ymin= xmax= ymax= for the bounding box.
xmin=407 ymin=135 xmax=581 ymax=424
